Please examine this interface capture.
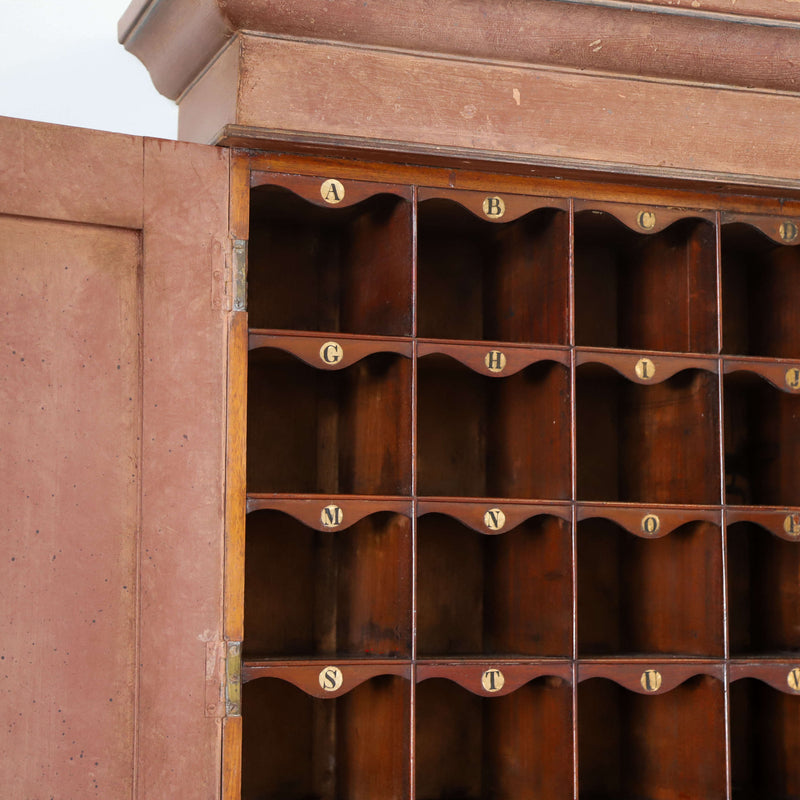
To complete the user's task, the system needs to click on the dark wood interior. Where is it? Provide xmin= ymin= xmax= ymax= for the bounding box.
xmin=578 ymin=676 xmax=726 ymax=800
xmin=577 ymin=519 xmax=723 ymax=656
xmin=722 ymin=223 xmax=800 ymax=358
xmin=576 ymin=364 xmax=720 ymax=503
xmin=730 ymin=678 xmax=800 ymax=800
xmin=416 ymin=513 xmax=572 ymax=657
xmin=415 ymin=676 xmax=573 ymax=800
xmin=247 ymin=347 xmax=412 ymax=495
xmin=238 ymin=166 xmax=800 ymax=799
xmin=241 ymin=676 xmax=410 ymax=800
xmin=574 ymin=212 xmax=717 ymax=352
xmin=248 ymin=184 xmax=412 ymax=336
xmin=417 ymin=355 xmax=570 ymax=499
xmin=244 ymin=510 xmax=412 ymax=659
xmin=417 ymin=199 xmax=569 ymax=343
xmin=727 ymin=522 xmax=800 ymax=656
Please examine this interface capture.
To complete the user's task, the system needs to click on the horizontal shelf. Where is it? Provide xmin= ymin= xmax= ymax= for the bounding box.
xmin=248 ymin=328 xmax=413 ymax=368
xmin=241 ymin=660 xmax=412 ymax=694
xmin=417 ymin=498 xmax=571 ymax=532
xmin=577 ymin=502 xmax=721 ymax=537
xmin=417 ymin=339 xmax=569 ymax=375
xmin=246 ymin=494 xmax=412 ymax=530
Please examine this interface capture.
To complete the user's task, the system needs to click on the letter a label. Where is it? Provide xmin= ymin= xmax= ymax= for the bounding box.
xmin=321 ymin=179 xmax=345 ymax=204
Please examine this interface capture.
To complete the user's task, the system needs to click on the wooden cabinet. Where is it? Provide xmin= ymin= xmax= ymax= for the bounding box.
xmin=230 ymin=158 xmax=800 ymax=799
xmin=4 ymin=117 xmax=799 ymax=796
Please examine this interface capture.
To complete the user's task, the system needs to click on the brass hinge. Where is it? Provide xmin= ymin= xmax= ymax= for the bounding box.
xmin=231 ymin=239 xmax=247 ymax=312
xmin=225 ymin=641 xmax=242 ymax=717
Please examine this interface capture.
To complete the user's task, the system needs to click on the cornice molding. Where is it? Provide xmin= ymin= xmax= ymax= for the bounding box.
xmin=120 ymin=0 xmax=800 ymax=100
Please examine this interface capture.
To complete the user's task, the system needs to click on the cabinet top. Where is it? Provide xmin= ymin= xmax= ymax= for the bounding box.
xmin=120 ymin=0 xmax=800 ymax=100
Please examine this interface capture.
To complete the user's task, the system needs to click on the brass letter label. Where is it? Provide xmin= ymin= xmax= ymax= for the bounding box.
xmin=641 ymin=669 xmax=662 ymax=692
xmin=484 ymin=508 xmax=506 ymax=531
xmin=321 ymin=504 xmax=344 ymax=528
xmin=641 ymin=514 xmax=660 ymax=536
xmin=321 ymin=179 xmax=345 ymax=204
xmin=481 ymin=668 xmax=505 ymax=692
xmin=319 ymin=666 xmax=344 ymax=692
xmin=637 ymin=211 xmax=656 ymax=230
xmin=485 ymin=350 xmax=507 ymax=373
xmin=788 ymin=667 xmax=800 ymax=692
xmin=635 ymin=357 xmax=656 ymax=381
xmin=783 ymin=513 xmax=800 ymax=537
xmin=482 ymin=196 xmax=506 ymax=219
xmin=779 ymin=221 xmax=798 ymax=243
xmin=320 ymin=341 xmax=344 ymax=365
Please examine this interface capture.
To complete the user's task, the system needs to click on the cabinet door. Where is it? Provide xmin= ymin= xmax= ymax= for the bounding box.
xmin=0 ymin=118 xmax=231 ymax=799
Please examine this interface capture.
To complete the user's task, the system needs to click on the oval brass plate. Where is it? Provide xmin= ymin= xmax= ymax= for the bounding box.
xmin=784 ymin=514 xmax=800 ymax=537
xmin=635 ymin=357 xmax=656 ymax=381
xmin=641 ymin=670 xmax=662 ymax=692
xmin=641 ymin=514 xmax=661 ymax=536
xmin=779 ymin=221 xmax=798 ymax=243
xmin=785 ymin=368 xmax=800 ymax=391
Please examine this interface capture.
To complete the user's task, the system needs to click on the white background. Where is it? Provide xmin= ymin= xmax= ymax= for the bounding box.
xmin=0 ymin=0 xmax=178 ymax=139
